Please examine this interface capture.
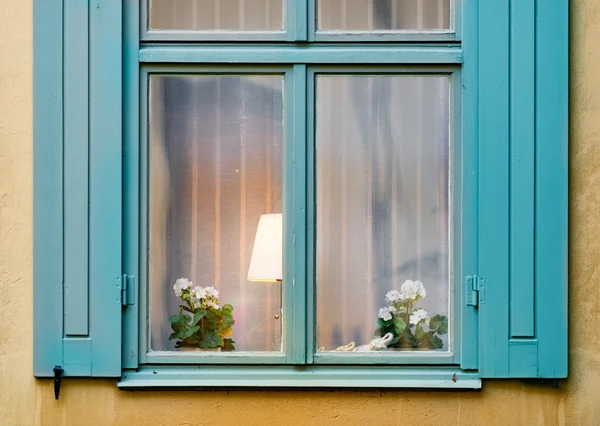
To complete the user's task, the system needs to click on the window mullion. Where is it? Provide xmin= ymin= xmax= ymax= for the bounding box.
xmin=284 ymin=64 xmax=308 ymax=363
xmin=288 ymin=0 xmax=308 ymax=41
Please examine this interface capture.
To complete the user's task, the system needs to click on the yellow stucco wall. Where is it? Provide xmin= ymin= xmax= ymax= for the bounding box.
xmin=1 ymin=0 xmax=599 ymax=424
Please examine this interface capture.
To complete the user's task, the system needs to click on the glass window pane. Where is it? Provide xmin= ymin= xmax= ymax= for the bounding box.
xmin=150 ymin=0 xmax=284 ymax=31
xmin=318 ymin=0 xmax=451 ymax=31
xmin=316 ymin=75 xmax=450 ymax=353
xmin=149 ymin=75 xmax=284 ymax=352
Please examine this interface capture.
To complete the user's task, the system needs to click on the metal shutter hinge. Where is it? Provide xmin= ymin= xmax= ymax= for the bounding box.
xmin=121 ymin=274 xmax=135 ymax=306
xmin=466 ymin=275 xmax=484 ymax=307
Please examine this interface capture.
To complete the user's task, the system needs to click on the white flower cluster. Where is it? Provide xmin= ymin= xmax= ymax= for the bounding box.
xmin=173 ymin=277 xmax=192 ymax=297
xmin=385 ymin=280 xmax=426 ymax=305
xmin=409 ymin=308 xmax=429 ymax=326
xmin=378 ymin=280 xmax=429 ymax=325
xmin=377 ymin=306 xmax=397 ymax=321
xmin=173 ymin=277 xmax=220 ymax=310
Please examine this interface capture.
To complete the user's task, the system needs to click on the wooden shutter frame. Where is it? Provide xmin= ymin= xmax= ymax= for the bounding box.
xmin=477 ymin=0 xmax=568 ymax=379
xmin=34 ymin=0 xmax=123 ymax=378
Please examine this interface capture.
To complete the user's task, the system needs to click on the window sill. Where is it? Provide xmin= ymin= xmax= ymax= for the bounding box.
xmin=118 ymin=366 xmax=481 ymax=390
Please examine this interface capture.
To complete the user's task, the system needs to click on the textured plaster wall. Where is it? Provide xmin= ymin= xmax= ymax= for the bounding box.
xmin=1 ymin=0 xmax=599 ymax=424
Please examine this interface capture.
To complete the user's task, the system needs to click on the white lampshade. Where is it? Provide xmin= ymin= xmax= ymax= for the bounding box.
xmin=247 ymin=213 xmax=283 ymax=282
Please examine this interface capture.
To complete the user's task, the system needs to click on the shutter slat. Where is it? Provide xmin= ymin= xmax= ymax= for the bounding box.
xmin=535 ymin=0 xmax=569 ymax=378
xmin=88 ymin=0 xmax=123 ymax=376
xmin=459 ymin=0 xmax=480 ymax=371
xmin=33 ymin=0 xmax=64 ymax=378
xmin=478 ymin=0 xmax=511 ymax=377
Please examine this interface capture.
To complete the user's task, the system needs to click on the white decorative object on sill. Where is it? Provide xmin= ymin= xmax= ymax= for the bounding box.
xmin=334 ymin=342 xmax=356 ymax=351
xmin=352 ymin=333 xmax=394 ymax=352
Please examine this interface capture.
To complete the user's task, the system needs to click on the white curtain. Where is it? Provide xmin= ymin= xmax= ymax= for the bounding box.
xmin=149 ymin=0 xmax=450 ymax=31
xmin=316 ymin=75 xmax=451 ymax=350
xmin=318 ymin=0 xmax=450 ymax=30
xmin=150 ymin=0 xmax=283 ymax=30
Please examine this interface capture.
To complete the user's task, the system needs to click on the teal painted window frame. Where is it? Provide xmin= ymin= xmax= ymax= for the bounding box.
xmin=121 ymin=0 xmax=480 ymax=388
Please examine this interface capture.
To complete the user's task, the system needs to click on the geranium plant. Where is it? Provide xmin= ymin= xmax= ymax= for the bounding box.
xmin=169 ymin=278 xmax=235 ymax=351
xmin=374 ymin=280 xmax=448 ymax=350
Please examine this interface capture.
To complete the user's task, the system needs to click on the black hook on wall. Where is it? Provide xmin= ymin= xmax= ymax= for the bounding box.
xmin=53 ymin=365 xmax=63 ymax=400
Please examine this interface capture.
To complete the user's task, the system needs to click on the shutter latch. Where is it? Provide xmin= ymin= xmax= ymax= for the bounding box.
xmin=466 ymin=275 xmax=482 ymax=307
xmin=121 ymin=274 xmax=135 ymax=306
xmin=53 ymin=365 xmax=63 ymax=400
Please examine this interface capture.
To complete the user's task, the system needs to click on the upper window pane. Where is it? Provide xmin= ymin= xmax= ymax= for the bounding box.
xmin=315 ymin=74 xmax=451 ymax=353
xmin=149 ymin=0 xmax=284 ymax=31
xmin=318 ymin=0 xmax=451 ymax=31
xmin=149 ymin=75 xmax=284 ymax=353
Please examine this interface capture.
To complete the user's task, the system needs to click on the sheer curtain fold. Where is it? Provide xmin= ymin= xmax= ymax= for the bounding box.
xmin=150 ymin=76 xmax=283 ymax=352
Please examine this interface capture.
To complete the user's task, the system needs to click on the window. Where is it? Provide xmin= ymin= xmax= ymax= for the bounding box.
xmin=34 ymin=0 xmax=568 ymax=388
xmin=140 ymin=3 xmax=459 ymax=366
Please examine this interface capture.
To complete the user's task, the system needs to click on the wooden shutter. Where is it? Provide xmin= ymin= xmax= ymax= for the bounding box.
xmin=34 ymin=0 xmax=123 ymax=377
xmin=477 ymin=0 xmax=568 ymax=378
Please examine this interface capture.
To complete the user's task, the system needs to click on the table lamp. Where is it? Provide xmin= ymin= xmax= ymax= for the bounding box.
xmin=247 ymin=213 xmax=283 ymax=319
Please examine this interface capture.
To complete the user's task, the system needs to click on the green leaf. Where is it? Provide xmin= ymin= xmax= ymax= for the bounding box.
xmin=182 ymin=336 xmax=200 ymax=345
xmin=400 ymin=327 xmax=417 ymax=347
xmin=192 ymin=309 xmax=207 ymax=325
xmin=177 ymin=325 xmax=199 ymax=340
xmin=168 ymin=314 xmax=182 ymax=323
xmin=377 ymin=318 xmax=391 ymax=328
xmin=222 ymin=338 xmax=236 ymax=352
xmin=373 ymin=327 xmax=383 ymax=337
xmin=414 ymin=324 xmax=425 ymax=340
xmin=391 ymin=335 xmax=401 ymax=345
xmin=199 ymin=331 xmax=224 ymax=349
xmin=204 ymin=310 xmax=218 ymax=330
xmin=219 ymin=316 xmax=235 ymax=330
xmin=415 ymin=331 xmax=431 ymax=348
xmin=429 ymin=334 xmax=443 ymax=350
xmin=184 ymin=315 xmax=192 ymax=323
xmin=392 ymin=316 xmax=407 ymax=335
xmin=429 ymin=315 xmax=448 ymax=335
xmin=222 ymin=304 xmax=234 ymax=312
xmin=168 ymin=332 xmax=178 ymax=340
xmin=170 ymin=317 xmax=188 ymax=334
